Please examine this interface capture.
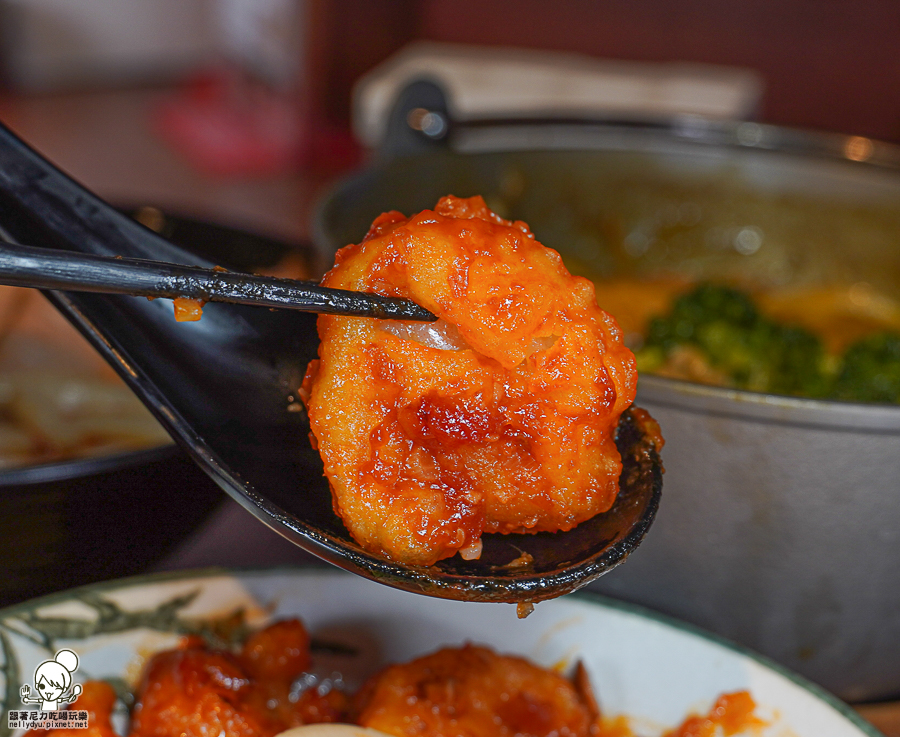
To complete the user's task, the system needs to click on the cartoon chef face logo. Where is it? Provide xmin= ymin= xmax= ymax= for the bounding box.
xmin=20 ymin=649 xmax=83 ymax=711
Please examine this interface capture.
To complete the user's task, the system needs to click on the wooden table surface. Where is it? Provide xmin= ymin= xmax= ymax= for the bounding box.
xmin=857 ymin=702 xmax=900 ymax=737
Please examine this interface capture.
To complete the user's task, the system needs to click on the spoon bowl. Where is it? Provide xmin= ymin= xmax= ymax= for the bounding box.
xmin=0 ymin=122 xmax=661 ymax=603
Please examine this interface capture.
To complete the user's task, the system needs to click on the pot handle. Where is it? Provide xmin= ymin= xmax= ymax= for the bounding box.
xmin=377 ymin=79 xmax=452 ymax=160
xmin=373 ymin=80 xmax=744 ymax=163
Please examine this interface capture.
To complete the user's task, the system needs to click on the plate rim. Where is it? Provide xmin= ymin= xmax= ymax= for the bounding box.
xmin=0 ymin=564 xmax=883 ymax=737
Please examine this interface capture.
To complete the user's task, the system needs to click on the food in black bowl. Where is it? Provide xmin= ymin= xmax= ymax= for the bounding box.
xmin=0 ymin=208 xmax=314 ymax=607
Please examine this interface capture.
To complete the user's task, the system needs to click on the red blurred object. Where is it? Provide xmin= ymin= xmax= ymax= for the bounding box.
xmin=154 ymin=65 xmax=360 ymax=178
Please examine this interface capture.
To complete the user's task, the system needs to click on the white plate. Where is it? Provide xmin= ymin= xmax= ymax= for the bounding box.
xmin=0 ymin=567 xmax=881 ymax=737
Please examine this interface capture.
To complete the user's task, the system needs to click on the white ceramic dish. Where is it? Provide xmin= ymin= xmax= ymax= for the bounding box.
xmin=0 ymin=568 xmax=881 ymax=737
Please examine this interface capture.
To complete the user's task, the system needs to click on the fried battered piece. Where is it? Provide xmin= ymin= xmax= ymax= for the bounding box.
xmin=663 ymin=691 xmax=761 ymax=737
xmin=25 ymin=681 xmax=118 ymax=737
xmin=353 ymin=644 xmax=596 ymax=737
xmin=130 ymin=620 xmax=348 ymax=737
xmin=303 ymin=195 xmax=637 ymax=566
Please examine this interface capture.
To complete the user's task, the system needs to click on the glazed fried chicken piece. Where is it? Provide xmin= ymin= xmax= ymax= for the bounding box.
xmin=302 ymin=195 xmax=637 ymax=566
xmin=353 ymin=644 xmax=596 ymax=737
xmin=130 ymin=620 xmax=348 ymax=737
xmin=25 ymin=681 xmax=119 ymax=737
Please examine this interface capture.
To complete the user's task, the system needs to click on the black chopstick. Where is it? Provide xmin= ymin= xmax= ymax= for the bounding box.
xmin=0 ymin=241 xmax=437 ymax=322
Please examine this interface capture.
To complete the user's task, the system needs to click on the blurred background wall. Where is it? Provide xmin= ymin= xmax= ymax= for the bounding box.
xmin=0 ymin=0 xmax=894 ymax=262
xmin=1 ymin=0 xmax=898 ymax=144
xmin=0 ymin=0 xmax=302 ymax=91
xmin=308 ymin=0 xmax=900 ymax=142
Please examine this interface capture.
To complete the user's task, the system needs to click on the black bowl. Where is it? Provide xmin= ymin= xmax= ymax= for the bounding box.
xmin=0 ymin=209 xmax=314 ymax=607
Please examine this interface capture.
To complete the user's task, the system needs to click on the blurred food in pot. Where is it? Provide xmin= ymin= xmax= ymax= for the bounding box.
xmin=593 ymin=280 xmax=900 ymax=402
xmin=463 ymin=151 xmax=900 ymax=403
xmin=477 ymin=152 xmax=900 ymax=295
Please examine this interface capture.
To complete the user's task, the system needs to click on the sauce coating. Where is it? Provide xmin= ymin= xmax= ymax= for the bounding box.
xmin=129 ymin=620 xmax=348 ymax=737
xmin=172 ymin=297 xmax=204 ymax=322
xmin=662 ymin=691 xmax=760 ymax=737
xmin=353 ymin=645 xmax=595 ymax=737
xmin=26 ymin=681 xmax=118 ymax=737
xmin=25 ymin=622 xmax=761 ymax=737
xmin=302 ymin=196 xmax=637 ymax=566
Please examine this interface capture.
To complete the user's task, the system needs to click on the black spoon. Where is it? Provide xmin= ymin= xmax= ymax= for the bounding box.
xmin=0 ymin=121 xmax=662 ymax=604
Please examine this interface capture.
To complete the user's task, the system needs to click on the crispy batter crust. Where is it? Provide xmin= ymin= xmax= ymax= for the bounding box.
xmin=303 ymin=196 xmax=637 ymax=565
xmin=354 ymin=644 xmax=595 ymax=737
xmin=129 ymin=621 xmax=347 ymax=737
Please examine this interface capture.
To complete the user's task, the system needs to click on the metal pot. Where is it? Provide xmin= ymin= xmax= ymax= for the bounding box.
xmin=313 ymin=82 xmax=900 ymax=702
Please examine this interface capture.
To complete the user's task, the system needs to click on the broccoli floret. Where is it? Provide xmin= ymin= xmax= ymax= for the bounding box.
xmin=831 ymin=332 xmax=900 ymax=403
xmin=640 ymin=284 xmax=829 ymax=397
xmin=644 ymin=283 xmax=758 ymax=351
xmin=637 ymin=283 xmax=900 ymax=403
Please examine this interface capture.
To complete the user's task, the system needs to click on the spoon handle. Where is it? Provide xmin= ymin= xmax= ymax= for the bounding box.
xmin=0 ymin=241 xmax=437 ymax=321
